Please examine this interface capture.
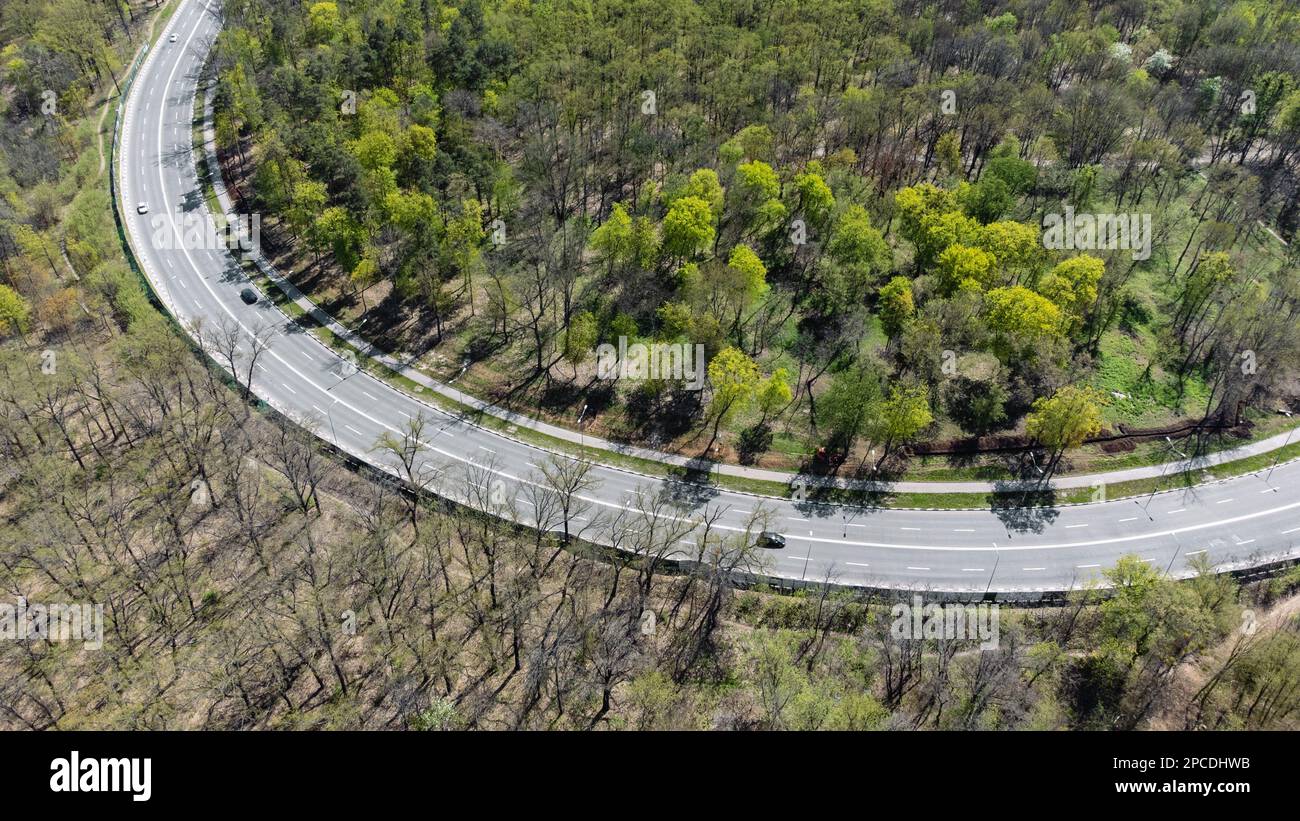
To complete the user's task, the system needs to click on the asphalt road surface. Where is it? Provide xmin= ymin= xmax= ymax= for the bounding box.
xmin=116 ymin=0 xmax=1300 ymax=596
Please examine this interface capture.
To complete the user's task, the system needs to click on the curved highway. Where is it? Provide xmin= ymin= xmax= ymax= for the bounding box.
xmin=117 ymin=0 xmax=1300 ymax=596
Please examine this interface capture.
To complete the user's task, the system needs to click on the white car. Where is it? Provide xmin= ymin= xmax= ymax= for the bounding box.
xmin=136 ymin=202 xmax=149 ymax=214
xmin=169 ymin=33 xmax=178 ymax=43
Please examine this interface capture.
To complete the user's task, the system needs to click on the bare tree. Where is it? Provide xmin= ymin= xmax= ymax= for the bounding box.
xmin=373 ymin=412 xmax=446 ymax=534
xmin=196 ymin=317 xmax=274 ymax=401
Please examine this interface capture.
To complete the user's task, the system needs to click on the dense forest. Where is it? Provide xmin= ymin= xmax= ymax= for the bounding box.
xmin=203 ymin=0 xmax=1300 ymax=477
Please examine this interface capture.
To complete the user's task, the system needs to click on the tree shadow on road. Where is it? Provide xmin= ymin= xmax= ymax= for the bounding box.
xmin=217 ymin=255 xmax=246 ymax=285
xmin=989 ymin=479 xmax=1060 ymax=535
xmin=791 ymin=476 xmax=892 ymax=521
xmin=655 ymin=458 xmax=721 ymax=511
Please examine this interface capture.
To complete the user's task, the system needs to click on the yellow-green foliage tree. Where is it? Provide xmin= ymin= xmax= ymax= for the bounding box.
xmin=1039 ymin=254 xmax=1104 ymax=332
xmin=705 ymin=345 xmax=760 ymax=449
xmin=1025 ymin=385 xmax=1106 ymax=477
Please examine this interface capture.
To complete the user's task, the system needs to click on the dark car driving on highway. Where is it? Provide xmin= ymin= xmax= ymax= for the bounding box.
xmin=757 ymin=531 xmax=786 ymax=549
xmin=239 ymin=288 xmax=258 ymax=305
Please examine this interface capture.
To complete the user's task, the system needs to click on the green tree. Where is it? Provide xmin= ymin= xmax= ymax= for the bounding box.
xmin=734 ymin=161 xmax=781 ymax=202
xmin=923 ymin=211 xmax=984 ymax=267
xmin=732 ymin=161 xmax=784 ymax=231
xmin=936 ymin=243 xmax=996 ymax=293
xmin=562 ymin=310 xmax=598 ymax=378
xmin=868 ymin=383 xmax=933 ymax=470
xmin=0 ymin=285 xmax=31 ymax=337
xmin=985 ymin=155 xmax=1038 ymax=196
xmin=936 ymin=132 xmax=962 ymax=177
xmin=1025 ymin=386 xmax=1106 ymax=477
xmin=677 ymin=168 xmax=724 ymax=217
xmin=1039 ymin=254 xmax=1104 ymax=331
xmin=705 ymin=345 xmax=760 ymax=451
xmin=1098 ymin=553 xmax=1234 ymax=707
xmin=352 ymin=130 xmax=397 ymax=172
xmin=827 ymin=205 xmax=889 ymax=273
xmin=818 ymin=361 xmax=880 ymax=451
xmin=727 ymin=244 xmax=769 ymax=302
xmin=756 ymin=367 xmax=792 ymax=424
xmin=405 ymin=124 xmax=438 ymax=162
xmin=590 ymin=202 xmax=634 ymax=271
xmin=11 ymin=223 xmax=61 ymax=279
xmin=350 ymin=245 xmax=383 ymax=311
xmin=444 ymin=199 xmax=486 ymax=309
xmin=985 ymin=285 xmax=1062 ymax=357
xmin=287 ymin=179 xmax=328 ymax=246
xmin=656 ymin=301 xmax=694 ymax=339
xmin=959 ymin=175 xmax=1013 ymax=223
xmin=877 ymin=276 xmax=915 ymax=337
xmin=895 ymin=183 xmax=958 ymax=238
xmin=794 ymin=169 xmax=835 ymax=231
xmin=721 ymin=124 xmax=775 ymax=164
xmin=661 ymin=196 xmax=715 ymax=260
xmin=629 ymin=214 xmax=660 ymax=270
xmin=307 ymin=2 xmax=343 ymax=44
xmin=975 ymin=220 xmax=1042 ymax=285
xmin=315 ymin=206 xmax=364 ymax=273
